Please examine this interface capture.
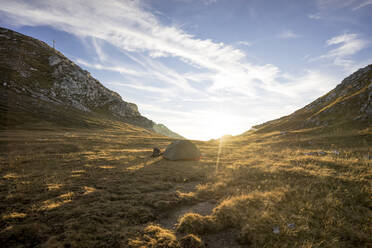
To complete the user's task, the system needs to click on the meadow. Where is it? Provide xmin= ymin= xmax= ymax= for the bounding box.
xmin=0 ymin=123 xmax=371 ymax=247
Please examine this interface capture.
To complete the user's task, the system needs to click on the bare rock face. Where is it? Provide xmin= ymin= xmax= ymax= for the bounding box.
xmin=49 ymin=57 xmax=140 ymax=119
xmin=45 ymin=53 xmax=143 ymax=118
xmin=0 ymin=27 xmax=179 ymax=136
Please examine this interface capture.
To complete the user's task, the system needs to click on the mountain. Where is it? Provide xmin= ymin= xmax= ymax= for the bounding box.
xmin=0 ymin=27 xmax=181 ymax=138
xmin=153 ymin=123 xmax=184 ymax=139
xmin=252 ymin=64 xmax=372 ymax=132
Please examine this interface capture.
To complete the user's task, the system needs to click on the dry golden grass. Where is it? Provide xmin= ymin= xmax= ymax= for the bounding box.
xmin=0 ymin=124 xmax=371 ymax=247
xmin=0 ymin=125 xmax=215 ymax=247
xmin=178 ymin=128 xmax=371 ymax=247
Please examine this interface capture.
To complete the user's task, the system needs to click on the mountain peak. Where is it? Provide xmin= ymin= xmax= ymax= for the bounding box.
xmin=0 ymin=27 xmax=181 ymax=138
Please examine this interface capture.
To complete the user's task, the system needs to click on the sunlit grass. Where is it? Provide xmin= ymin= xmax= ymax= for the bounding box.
xmin=83 ymin=186 xmax=97 ymax=195
xmin=47 ymin=183 xmax=63 ymax=190
xmin=2 ymin=212 xmax=27 ymax=220
xmin=3 ymin=173 xmax=22 ymax=179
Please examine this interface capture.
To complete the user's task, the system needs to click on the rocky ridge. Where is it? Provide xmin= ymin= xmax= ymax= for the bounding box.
xmin=0 ymin=27 xmax=181 ymax=138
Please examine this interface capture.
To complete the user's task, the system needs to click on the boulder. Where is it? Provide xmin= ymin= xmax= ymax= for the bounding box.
xmin=163 ymin=140 xmax=201 ymax=161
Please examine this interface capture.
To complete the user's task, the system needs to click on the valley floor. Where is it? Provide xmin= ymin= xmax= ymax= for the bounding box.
xmin=0 ymin=126 xmax=371 ymax=247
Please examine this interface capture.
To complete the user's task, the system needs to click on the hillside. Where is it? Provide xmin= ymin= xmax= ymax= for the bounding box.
xmin=0 ymin=27 xmax=181 ymax=138
xmin=253 ymin=64 xmax=372 ymax=132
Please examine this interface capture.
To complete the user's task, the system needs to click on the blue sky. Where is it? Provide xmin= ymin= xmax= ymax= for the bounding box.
xmin=1 ymin=0 xmax=371 ymax=140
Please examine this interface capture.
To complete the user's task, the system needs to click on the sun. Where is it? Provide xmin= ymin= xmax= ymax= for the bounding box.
xmin=205 ymin=113 xmax=232 ymax=139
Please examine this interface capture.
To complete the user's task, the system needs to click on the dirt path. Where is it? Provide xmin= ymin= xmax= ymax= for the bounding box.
xmin=155 ymin=180 xmax=243 ymax=248
xmin=157 ymin=200 xmax=243 ymax=248
xmin=158 ymin=201 xmax=216 ymax=230
xmin=203 ymin=229 xmax=243 ymax=248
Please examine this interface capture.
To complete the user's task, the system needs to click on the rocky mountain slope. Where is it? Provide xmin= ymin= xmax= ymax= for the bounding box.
xmin=253 ymin=64 xmax=372 ymax=132
xmin=0 ymin=27 xmax=181 ymax=138
xmin=153 ymin=124 xmax=184 ymax=139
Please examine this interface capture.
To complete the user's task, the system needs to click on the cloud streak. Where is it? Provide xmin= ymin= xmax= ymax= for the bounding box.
xmin=279 ymin=29 xmax=300 ymax=39
xmin=325 ymin=33 xmax=367 ymax=57
xmin=237 ymin=41 xmax=253 ymax=46
xmin=353 ymin=0 xmax=372 ymax=10
xmin=316 ymin=0 xmax=356 ymax=9
xmin=323 ymin=33 xmax=367 ymax=70
xmin=315 ymin=0 xmax=372 ymax=10
xmin=307 ymin=33 xmax=368 ymax=72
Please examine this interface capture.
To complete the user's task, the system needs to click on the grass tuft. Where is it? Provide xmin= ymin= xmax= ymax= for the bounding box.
xmin=176 ymin=213 xmax=218 ymax=234
xmin=128 ymin=224 xmax=180 ymax=248
xmin=179 ymin=234 xmax=205 ymax=248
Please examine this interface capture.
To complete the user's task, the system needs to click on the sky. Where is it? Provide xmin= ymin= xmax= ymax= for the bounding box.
xmin=0 ymin=0 xmax=372 ymax=140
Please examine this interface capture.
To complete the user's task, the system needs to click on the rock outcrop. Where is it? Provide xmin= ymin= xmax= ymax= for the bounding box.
xmin=0 ymin=27 xmax=181 ymax=137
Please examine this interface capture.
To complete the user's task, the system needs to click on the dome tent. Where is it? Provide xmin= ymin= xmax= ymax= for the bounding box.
xmin=163 ymin=140 xmax=201 ymax=161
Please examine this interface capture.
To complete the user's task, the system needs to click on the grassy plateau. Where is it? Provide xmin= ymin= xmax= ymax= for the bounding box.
xmin=0 ymin=122 xmax=371 ymax=247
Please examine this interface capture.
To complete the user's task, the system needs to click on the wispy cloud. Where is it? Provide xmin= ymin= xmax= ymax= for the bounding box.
xmin=315 ymin=0 xmax=372 ymax=10
xmin=76 ymin=56 xmax=201 ymax=95
xmin=353 ymin=0 xmax=372 ymax=10
xmin=316 ymin=0 xmax=356 ymax=9
xmin=76 ymin=59 xmax=146 ymax=77
xmin=308 ymin=33 xmax=368 ymax=72
xmin=279 ymin=29 xmax=300 ymax=39
xmin=201 ymin=0 xmax=218 ymax=5
xmin=237 ymin=41 xmax=253 ymax=46
xmin=91 ymin=38 xmax=107 ymax=62
xmin=308 ymin=13 xmax=322 ymax=20
xmin=325 ymin=34 xmax=368 ymax=70
xmin=307 ymin=12 xmax=359 ymax=25
xmin=172 ymin=0 xmax=218 ymax=5
xmin=272 ymin=70 xmax=338 ymax=98
xmin=325 ymin=33 xmax=367 ymax=57
xmin=107 ymin=81 xmax=170 ymax=94
xmin=309 ymin=0 xmax=371 ymax=25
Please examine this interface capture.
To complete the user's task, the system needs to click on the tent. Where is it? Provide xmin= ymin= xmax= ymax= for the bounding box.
xmin=163 ymin=140 xmax=201 ymax=161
